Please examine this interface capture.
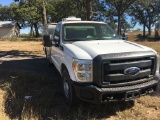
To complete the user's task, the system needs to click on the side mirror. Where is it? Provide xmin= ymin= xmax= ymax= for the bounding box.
xmin=121 ymin=33 xmax=128 ymax=40
xmin=43 ymin=35 xmax=52 ymax=47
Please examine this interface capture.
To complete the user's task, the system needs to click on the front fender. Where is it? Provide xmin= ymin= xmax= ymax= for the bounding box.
xmin=61 ymin=53 xmax=76 ymax=81
xmin=60 ymin=44 xmax=92 ymax=81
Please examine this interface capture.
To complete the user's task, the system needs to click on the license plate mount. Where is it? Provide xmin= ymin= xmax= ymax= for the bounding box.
xmin=125 ymin=89 xmax=141 ymax=101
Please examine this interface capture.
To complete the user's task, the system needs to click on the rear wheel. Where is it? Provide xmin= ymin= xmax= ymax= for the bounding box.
xmin=44 ymin=47 xmax=47 ymax=59
xmin=44 ymin=47 xmax=52 ymax=67
xmin=62 ymin=69 xmax=76 ymax=105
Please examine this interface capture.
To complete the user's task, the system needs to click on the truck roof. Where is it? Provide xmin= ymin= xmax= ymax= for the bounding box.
xmin=48 ymin=24 xmax=57 ymax=29
xmin=60 ymin=17 xmax=106 ymax=24
xmin=61 ymin=21 xmax=106 ymax=24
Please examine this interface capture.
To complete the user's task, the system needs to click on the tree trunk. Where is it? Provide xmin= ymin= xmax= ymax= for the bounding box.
xmin=43 ymin=0 xmax=47 ymax=25
xmin=148 ymin=22 xmax=151 ymax=36
xmin=43 ymin=0 xmax=48 ymax=34
xmin=143 ymin=23 xmax=146 ymax=38
xmin=117 ymin=12 xmax=121 ymax=35
xmin=148 ymin=27 xmax=151 ymax=36
xmin=86 ymin=0 xmax=92 ymax=21
xmin=30 ymin=25 xmax=33 ymax=36
xmin=120 ymin=26 xmax=122 ymax=35
xmin=34 ymin=22 xmax=39 ymax=37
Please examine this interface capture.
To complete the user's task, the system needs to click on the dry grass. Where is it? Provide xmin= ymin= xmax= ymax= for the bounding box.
xmin=0 ymin=90 xmax=9 ymax=120
xmin=0 ymin=40 xmax=44 ymax=56
xmin=128 ymin=33 xmax=160 ymax=55
xmin=0 ymin=37 xmax=160 ymax=120
xmin=137 ymin=42 xmax=160 ymax=55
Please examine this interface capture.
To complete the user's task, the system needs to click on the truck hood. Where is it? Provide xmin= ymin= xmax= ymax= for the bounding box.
xmin=72 ymin=40 xmax=154 ymax=58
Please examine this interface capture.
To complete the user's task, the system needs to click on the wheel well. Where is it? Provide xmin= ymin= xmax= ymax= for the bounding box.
xmin=61 ymin=64 xmax=67 ymax=74
xmin=61 ymin=64 xmax=74 ymax=82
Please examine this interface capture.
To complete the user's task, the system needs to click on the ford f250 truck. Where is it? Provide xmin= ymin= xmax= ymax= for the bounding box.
xmin=43 ymin=17 xmax=159 ymax=105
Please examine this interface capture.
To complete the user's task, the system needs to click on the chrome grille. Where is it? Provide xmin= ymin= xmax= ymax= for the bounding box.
xmin=102 ymin=57 xmax=155 ymax=85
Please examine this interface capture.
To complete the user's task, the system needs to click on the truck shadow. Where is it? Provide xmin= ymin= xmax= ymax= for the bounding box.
xmin=0 ymin=50 xmax=136 ymax=119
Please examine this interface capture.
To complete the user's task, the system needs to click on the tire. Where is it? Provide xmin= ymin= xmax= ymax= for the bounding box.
xmin=44 ymin=47 xmax=52 ymax=67
xmin=44 ymin=47 xmax=47 ymax=59
xmin=62 ymin=69 xmax=76 ymax=105
xmin=48 ymin=60 xmax=52 ymax=67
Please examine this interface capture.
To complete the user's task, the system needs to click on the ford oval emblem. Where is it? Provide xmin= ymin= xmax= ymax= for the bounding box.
xmin=124 ymin=67 xmax=140 ymax=76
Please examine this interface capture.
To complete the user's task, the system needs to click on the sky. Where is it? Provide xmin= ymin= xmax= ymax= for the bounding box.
xmin=0 ymin=0 xmax=13 ymax=6
xmin=0 ymin=0 xmax=147 ymax=34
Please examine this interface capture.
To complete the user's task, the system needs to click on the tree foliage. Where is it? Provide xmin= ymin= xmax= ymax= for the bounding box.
xmin=94 ymin=0 xmax=135 ymax=33
xmin=0 ymin=0 xmax=159 ymax=38
xmin=46 ymin=0 xmax=95 ymax=22
xmin=102 ymin=0 xmax=137 ymax=35
xmin=0 ymin=4 xmax=13 ymax=21
xmin=129 ymin=0 xmax=160 ymax=37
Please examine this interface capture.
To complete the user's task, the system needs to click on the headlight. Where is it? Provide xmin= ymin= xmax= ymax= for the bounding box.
xmin=72 ymin=59 xmax=92 ymax=82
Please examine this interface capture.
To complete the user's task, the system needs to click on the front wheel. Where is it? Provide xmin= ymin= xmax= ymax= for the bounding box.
xmin=62 ymin=69 xmax=76 ymax=105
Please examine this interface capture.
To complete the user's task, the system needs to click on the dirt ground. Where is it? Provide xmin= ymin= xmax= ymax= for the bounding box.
xmin=0 ymin=39 xmax=160 ymax=120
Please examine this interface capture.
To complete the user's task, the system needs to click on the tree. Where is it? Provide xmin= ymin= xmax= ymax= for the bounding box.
xmin=71 ymin=0 xmax=86 ymax=20
xmin=0 ymin=5 xmax=12 ymax=21
xmin=129 ymin=0 xmax=160 ymax=37
xmin=121 ymin=15 xmax=133 ymax=33
xmin=46 ymin=0 xmax=77 ymax=22
xmin=130 ymin=4 xmax=147 ymax=38
xmin=46 ymin=0 xmax=98 ymax=22
xmin=145 ymin=0 xmax=160 ymax=35
xmin=93 ymin=0 xmax=133 ymax=32
xmin=86 ymin=0 xmax=92 ymax=20
xmin=13 ymin=0 xmax=45 ymax=37
xmin=103 ymin=0 xmax=137 ymax=35
xmin=12 ymin=0 xmax=98 ymax=36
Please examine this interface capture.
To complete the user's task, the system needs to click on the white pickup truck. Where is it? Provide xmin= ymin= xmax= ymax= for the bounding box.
xmin=43 ymin=17 xmax=159 ymax=105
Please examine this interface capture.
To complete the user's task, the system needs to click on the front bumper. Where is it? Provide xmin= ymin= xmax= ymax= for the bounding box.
xmin=73 ymin=80 xmax=159 ymax=104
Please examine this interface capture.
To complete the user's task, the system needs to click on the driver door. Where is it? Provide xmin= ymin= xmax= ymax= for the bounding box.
xmin=51 ymin=24 xmax=62 ymax=71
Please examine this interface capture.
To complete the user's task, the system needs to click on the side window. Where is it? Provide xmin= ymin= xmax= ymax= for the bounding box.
xmin=53 ymin=24 xmax=61 ymax=42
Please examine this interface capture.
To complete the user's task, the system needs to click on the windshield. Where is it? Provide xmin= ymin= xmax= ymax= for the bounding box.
xmin=63 ymin=23 xmax=120 ymax=41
